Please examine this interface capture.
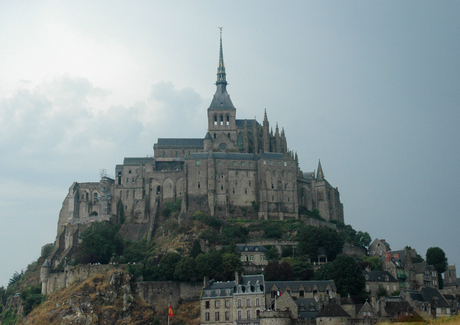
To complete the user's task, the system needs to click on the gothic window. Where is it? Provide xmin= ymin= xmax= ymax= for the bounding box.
xmin=196 ymin=160 xmax=201 ymax=166
xmin=220 ymin=115 xmax=224 ymax=126
xmin=226 ymin=115 xmax=229 ymax=125
xmin=237 ymin=133 xmax=244 ymax=150
xmin=214 ymin=115 xmax=217 ymax=125
xmin=198 ymin=182 xmax=201 ymax=189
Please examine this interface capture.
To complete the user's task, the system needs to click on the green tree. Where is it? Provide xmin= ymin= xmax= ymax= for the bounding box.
xmin=355 ymin=231 xmax=371 ymax=248
xmin=264 ymin=223 xmax=283 ymax=239
xmin=297 ymin=226 xmax=344 ymax=261
xmin=264 ymin=260 xmax=294 ymax=281
xmin=221 ymin=253 xmax=243 ymax=281
xmin=314 ymin=255 xmax=366 ymax=298
xmin=159 ymin=252 xmax=182 ymax=281
xmin=360 ymin=256 xmax=382 ymax=271
xmin=76 ymin=222 xmax=123 ymax=264
xmin=174 ymin=256 xmax=196 ymax=281
xmin=190 ymin=239 xmax=203 ymax=258
xmin=426 ymin=247 xmax=448 ymax=289
xmin=264 ymin=245 xmax=279 ymax=261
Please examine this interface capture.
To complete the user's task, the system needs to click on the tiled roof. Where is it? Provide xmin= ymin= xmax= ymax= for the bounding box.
xmin=384 ymin=301 xmax=412 ymax=315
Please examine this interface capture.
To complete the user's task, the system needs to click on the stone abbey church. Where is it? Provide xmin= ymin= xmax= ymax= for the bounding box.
xmin=50 ymin=34 xmax=343 ymax=266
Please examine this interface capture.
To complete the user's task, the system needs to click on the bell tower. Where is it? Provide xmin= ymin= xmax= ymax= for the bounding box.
xmin=207 ymin=28 xmax=237 ymax=148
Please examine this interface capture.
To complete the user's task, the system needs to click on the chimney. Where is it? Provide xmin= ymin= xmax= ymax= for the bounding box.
xmin=204 ymin=276 xmax=209 ymax=288
xmin=385 ymin=252 xmax=391 ymax=262
xmin=235 ymin=271 xmax=239 ymax=286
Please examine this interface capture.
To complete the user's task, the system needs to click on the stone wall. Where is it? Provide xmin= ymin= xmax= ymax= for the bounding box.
xmin=136 ymin=281 xmax=202 ymax=309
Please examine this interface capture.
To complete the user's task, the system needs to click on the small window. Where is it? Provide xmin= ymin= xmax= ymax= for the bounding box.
xmin=205 ymin=312 xmax=210 ymax=321
xmin=249 ymin=181 xmax=252 ymax=186
xmin=241 ymin=161 xmax=245 ymax=167
xmin=162 ymin=151 xmax=165 ymax=157
xmin=126 ymin=178 xmax=129 ymax=183
xmin=225 ymin=311 xmax=230 ymax=320
xmin=233 ymin=161 xmax=237 ymax=166
xmin=205 ymin=301 xmax=210 ymax=309
xmin=269 ymin=160 xmax=273 ymax=166
xmin=247 ymin=298 xmax=251 ymax=307
xmin=215 ymin=300 xmax=220 ymax=308
xmin=284 ymin=161 xmax=287 ymax=167
xmin=238 ymin=299 xmax=242 ymax=308
xmin=221 ymin=185 xmax=223 ymax=190
xmin=132 ymin=177 xmax=134 ymax=182
xmin=198 ymin=182 xmax=201 ymax=188
xmin=196 ymin=160 xmax=201 ymax=166
xmin=215 ymin=312 xmax=219 ymax=321
xmin=175 ymin=151 xmax=178 ymax=157
xmin=278 ymin=161 xmax=281 ymax=166
xmin=245 ymin=189 xmax=247 ymax=194
xmin=225 ymin=300 xmax=230 ymax=308
xmin=249 ymin=162 xmax=253 ymax=167
xmin=198 ymin=170 xmax=201 ymax=176
xmin=217 ymin=160 xmax=221 ymax=166
xmin=128 ymin=169 xmax=132 ymax=174
xmin=263 ymin=160 xmax=266 ymax=165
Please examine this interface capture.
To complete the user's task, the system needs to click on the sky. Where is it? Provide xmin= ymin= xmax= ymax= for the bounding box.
xmin=1 ymin=1 xmax=459 ymax=287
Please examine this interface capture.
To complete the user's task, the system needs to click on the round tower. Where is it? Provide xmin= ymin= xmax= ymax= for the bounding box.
xmin=40 ymin=259 xmax=51 ymax=295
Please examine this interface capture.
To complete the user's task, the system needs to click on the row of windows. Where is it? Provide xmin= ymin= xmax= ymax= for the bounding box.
xmin=204 ymin=310 xmax=258 ymax=322
xmin=196 ymin=159 xmax=293 ymax=168
xmin=263 ymin=160 xmax=294 ymax=167
xmin=205 ymin=298 xmax=261 ymax=309
xmin=241 ymin=255 xmax=266 ymax=262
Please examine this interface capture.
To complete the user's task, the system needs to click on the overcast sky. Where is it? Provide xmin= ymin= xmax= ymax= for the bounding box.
xmin=1 ymin=1 xmax=459 ymax=287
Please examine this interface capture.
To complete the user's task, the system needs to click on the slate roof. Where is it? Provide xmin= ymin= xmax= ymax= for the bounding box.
xmin=364 ymin=270 xmax=397 ymax=282
xmin=203 ymin=281 xmax=235 ymax=298
xmin=265 ymin=280 xmax=336 ymax=293
xmin=236 ymin=245 xmax=268 ymax=253
xmin=156 ymin=138 xmax=204 ymax=148
xmin=317 ymin=302 xmax=350 ymax=318
xmin=236 ymin=119 xmax=259 ymax=128
xmin=261 ymin=152 xmax=287 ymax=159
xmin=190 ymin=152 xmax=259 ymax=160
xmin=420 ymin=287 xmax=450 ymax=308
xmin=123 ymin=157 xmax=156 ymax=166
xmin=384 ymin=301 xmax=413 ymax=315
xmin=296 ymin=298 xmax=319 ymax=319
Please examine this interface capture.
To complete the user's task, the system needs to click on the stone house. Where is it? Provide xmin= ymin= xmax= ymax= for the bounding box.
xmin=265 ymin=280 xmax=338 ymax=311
xmin=200 ymin=273 xmax=265 ymax=325
xmin=413 ymin=262 xmax=438 ymax=289
xmin=368 ymin=239 xmax=390 ymax=258
xmin=316 ymin=302 xmax=351 ymax=325
xmin=237 ymin=244 xmax=268 ymax=266
xmin=401 ymin=287 xmax=452 ymax=317
xmin=363 ymin=270 xmax=400 ymax=301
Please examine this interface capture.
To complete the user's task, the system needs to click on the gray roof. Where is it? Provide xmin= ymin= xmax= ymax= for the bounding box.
xmin=296 ymin=298 xmax=320 ymax=319
xmin=203 ymin=281 xmax=235 ymax=298
xmin=240 ymin=274 xmax=264 ymax=286
xmin=261 ymin=152 xmax=287 ymax=160
xmin=420 ymin=287 xmax=450 ymax=308
xmin=208 ymin=85 xmax=235 ymax=110
xmin=364 ymin=271 xmax=397 ymax=282
xmin=317 ymin=302 xmax=350 ymax=318
xmin=266 ymin=280 xmax=336 ymax=293
xmin=156 ymin=138 xmax=204 ymax=148
xmin=123 ymin=157 xmax=156 ymax=166
xmin=236 ymin=119 xmax=259 ymax=128
xmin=190 ymin=152 xmax=259 ymax=160
xmin=236 ymin=245 xmax=268 ymax=253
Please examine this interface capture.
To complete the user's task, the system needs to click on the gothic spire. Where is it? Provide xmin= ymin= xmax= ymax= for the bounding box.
xmin=208 ymin=28 xmax=235 ymax=110
xmin=317 ymin=159 xmax=324 ymax=181
xmin=216 ymin=27 xmax=227 ymax=86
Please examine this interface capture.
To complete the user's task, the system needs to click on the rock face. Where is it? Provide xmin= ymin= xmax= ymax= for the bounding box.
xmin=23 ymin=270 xmax=157 ymax=325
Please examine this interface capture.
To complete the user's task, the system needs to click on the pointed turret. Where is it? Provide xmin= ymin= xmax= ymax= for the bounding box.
xmin=208 ymin=28 xmax=235 ymax=110
xmin=317 ymin=159 xmax=324 ymax=181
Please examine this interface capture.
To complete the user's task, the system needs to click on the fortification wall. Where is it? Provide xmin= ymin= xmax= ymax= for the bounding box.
xmin=42 ymin=264 xmax=202 ymax=311
xmin=136 ymin=281 xmax=202 ymax=309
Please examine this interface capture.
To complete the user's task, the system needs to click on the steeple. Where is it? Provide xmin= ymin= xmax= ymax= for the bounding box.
xmin=208 ymin=28 xmax=235 ymax=110
xmin=317 ymin=159 xmax=324 ymax=181
xmin=216 ymin=27 xmax=227 ymax=86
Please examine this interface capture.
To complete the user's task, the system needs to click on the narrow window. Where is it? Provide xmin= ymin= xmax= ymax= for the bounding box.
xmin=205 ymin=301 xmax=210 ymax=309
xmin=198 ymin=182 xmax=201 ymax=189
xmin=205 ymin=312 xmax=210 ymax=321
xmin=163 ymin=151 xmax=165 ymax=157
xmin=217 ymin=160 xmax=221 ymax=166
xmin=238 ymin=299 xmax=242 ymax=308
xmin=241 ymin=161 xmax=245 ymax=167
xmin=226 ymin=115 xmax=229 ymax=125
xmin=247 ymin=310 xmax=251 ymax=319
xmin=215 ymin=312 xmax=219 ymax=321
xmin=225 ymin=311 xmax=230 ymax=320
xmin=225 ymin=300 xmax=230 ymax=308
xmin=196 ymin=160 xmax=201 ymax=166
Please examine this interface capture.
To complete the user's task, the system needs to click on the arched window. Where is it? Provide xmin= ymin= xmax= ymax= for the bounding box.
xmin=214 ymin=115 xmax=217 ymax=125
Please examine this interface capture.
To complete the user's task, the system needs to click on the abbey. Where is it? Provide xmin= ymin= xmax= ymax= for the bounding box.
xmin=49 ymin=34 xmax=343 ymax=266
